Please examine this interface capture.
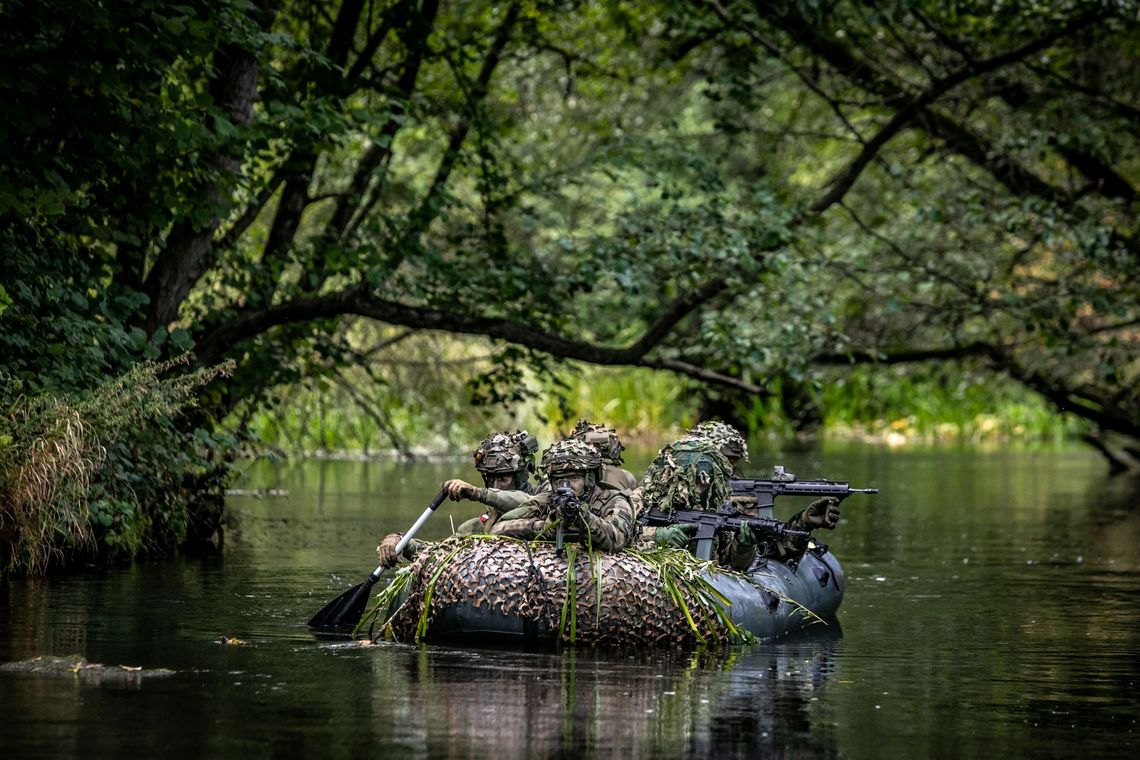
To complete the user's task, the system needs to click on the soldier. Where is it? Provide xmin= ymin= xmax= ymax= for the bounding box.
xmin=637 ymin=437 xmax=760 ymax=571
xmin=568 ymin=418 xmax=638 ymax=490
xmin=490 ymin=439 xmax=637 ymax=553
xmin=376 ymin=430 xmax=540 ymax=568
xmin=685 ymin=420 xmax=835 ymax=542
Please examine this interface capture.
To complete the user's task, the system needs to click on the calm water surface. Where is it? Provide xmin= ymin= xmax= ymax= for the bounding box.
xmin=2 ymin=444 xmax=1138 ymax=758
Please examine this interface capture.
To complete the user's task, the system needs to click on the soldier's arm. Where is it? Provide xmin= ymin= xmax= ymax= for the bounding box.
xmin=489 ymin=500 xmax=555 ymax=541
xmin=474 ymin=488 xmax=532 ymax=512
xmin=579 ymin=494 xmax=636 ymax=553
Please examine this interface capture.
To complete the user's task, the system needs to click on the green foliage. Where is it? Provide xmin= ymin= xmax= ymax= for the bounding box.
xmin=2 ymin=0 xmax=1138 ymax=584
xmin=0 ymin=359 xmax=234 ymax=576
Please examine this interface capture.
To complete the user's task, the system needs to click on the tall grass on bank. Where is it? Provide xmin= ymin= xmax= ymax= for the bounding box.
xmin=0 ymin=357 xmax=232 ymax=576
xmin=0 ymin=394 xmax=100 ymax=575
xmin=818 ymin=364 xmax=1079 ymax=445
xmin=236 ymin=346 xmax=1083 ymax=460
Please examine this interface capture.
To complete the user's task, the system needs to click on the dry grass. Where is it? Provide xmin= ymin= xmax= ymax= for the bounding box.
xmin=0 ymin=397 xmax=102 ymax=575
xmin=0 ymin=356 xmax=234 ymax=576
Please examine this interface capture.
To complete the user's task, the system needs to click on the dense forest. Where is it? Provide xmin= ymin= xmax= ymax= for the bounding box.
xmin=1 ymin=0 xmax=1138 ymax=573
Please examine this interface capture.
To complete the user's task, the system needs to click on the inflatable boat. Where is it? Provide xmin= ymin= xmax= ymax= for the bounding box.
xmin=362 ymin=536 xmax=844 ymax=646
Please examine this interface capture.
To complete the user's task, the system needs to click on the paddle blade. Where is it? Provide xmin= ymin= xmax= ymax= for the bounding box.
xmin=307 ymin=575 xmax=378 ymax=630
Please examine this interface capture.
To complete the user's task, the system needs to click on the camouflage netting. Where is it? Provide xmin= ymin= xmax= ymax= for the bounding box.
xmin=687 ymin=420 xmax=750 ymax=463
xmin=364 ymin=536 xmax=754 ymax=647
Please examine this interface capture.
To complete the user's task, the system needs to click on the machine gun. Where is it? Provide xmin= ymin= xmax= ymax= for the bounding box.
xmin=639 ymin=505 xmax=811 ymax=562
xmin=732 ymin=466 xmax=878 ymax=519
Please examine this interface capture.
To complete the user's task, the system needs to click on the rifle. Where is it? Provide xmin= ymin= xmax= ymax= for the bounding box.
xmin=639 ymin=505 xmax=811 ymax=562
xmin=550 ymin=486 xmax=580 ymax=556
xmin=732 ymin=466 xmax=878 ymax=519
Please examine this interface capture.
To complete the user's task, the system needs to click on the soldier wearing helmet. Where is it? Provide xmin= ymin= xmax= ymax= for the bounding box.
xmin=444 ymin=431 xmax=543 ymax=533
xmin=636 ymin=437 xmax=759 ymax=571
xmin=490 ymin=439 xmax=637 ymax=553
xmin=568 ymin=419 xmax=638 ymax=491
xmin=681 ymin=421 xmax=841 ymax=557
xmin=377 ymin=430 xmax=541 ymax=568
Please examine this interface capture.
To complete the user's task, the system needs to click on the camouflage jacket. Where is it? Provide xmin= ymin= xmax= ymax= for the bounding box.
xmin=601 ymin=464 xmax=638 ymax=491
xmin=490 ymin=484 xmax=636 ymax=553
xmin=454 ymin=484 xmax=546 ymax=535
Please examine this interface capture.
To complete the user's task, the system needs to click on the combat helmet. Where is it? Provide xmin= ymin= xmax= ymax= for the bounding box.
xmin=540 ymin=439 xmax=603 ymax=489
xmin=569 ymin=419 xmax=625 ymax=465
xmin=686 ymin=420 xmax=749 ymax=464
xmin=473 ymin=430 xmax=539 ymax=490
xmin=640 ymin=437 xmax=733 ymax=513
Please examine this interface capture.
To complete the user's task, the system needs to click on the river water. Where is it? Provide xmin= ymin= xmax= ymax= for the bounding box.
xmin=2 ymin=444 xmax=1138 ymax=758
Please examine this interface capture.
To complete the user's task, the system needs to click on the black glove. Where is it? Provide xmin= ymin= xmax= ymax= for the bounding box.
xmin=552 ymin=487 xmax=581 ymax=521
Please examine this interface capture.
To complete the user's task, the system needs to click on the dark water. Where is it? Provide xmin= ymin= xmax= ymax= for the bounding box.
xmin=2 ymin=444 xmax=1138 ymax=758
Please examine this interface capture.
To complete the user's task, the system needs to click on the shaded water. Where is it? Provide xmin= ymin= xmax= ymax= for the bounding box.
xmin=2 ymin=445 xmax=1138 ymax=758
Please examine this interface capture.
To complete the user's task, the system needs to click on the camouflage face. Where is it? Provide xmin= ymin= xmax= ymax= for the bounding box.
xmin=569 ymin=419 xmax=625 ymax=464
xmin=541 ymin=438 xmax=602 ymax=480
xmin=686 ymin=420 xmax=749 ymax=464
xmin=640 ymin=437 xmax=734 ymax=513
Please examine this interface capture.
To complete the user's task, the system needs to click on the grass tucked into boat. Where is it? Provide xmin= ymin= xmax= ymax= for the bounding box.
xmin=357 ymin=534 xmax=818 ymax=647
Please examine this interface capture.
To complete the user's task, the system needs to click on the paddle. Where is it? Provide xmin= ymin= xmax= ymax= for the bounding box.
xmin=307 ymin=489 xmax=447 ymax=630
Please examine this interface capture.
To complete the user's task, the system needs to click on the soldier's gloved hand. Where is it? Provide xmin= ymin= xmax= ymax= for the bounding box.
xmin=802 ymin=497 xmax=841 ymax=530
xmin=443 ymin=479 xmax=477 ymax=501
xmin=552 ymin=487 xmax=582 ymax=524
xmin=376 ymin=532 xmax=404 ymax=568
xmin=653 ymin=524 xmax=697 ymax=549
xmin=738 ymin=521 xmax=759 ymax=548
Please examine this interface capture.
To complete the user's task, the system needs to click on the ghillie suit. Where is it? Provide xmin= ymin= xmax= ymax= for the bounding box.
xmin=640 ymin=438 xmax=734 ymax=514
xmin=638 ymin=438 xmax=755 ymax=571
xmin=362 ymin=535 xmax=764 ymax=647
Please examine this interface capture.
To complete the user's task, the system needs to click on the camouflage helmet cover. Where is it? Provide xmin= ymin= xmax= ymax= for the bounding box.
xmin=540 ymin=438 xmax=603 ymax=477
xmin=569 ymin=419 xmax=625 ymax=464
xmin=473 ymin=430 xmax=539 ymax=474
xmin=686 ymin=420 xmax=749 ymax=463
xmin=640 ymin=437 xmax=734 ymax=513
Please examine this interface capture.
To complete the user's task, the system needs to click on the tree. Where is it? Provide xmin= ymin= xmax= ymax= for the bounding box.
xmin=2 ymin=0 xmax=1138 ymax=508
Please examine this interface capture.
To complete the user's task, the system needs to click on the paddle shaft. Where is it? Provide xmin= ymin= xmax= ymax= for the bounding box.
xmin=307 ymin=489 xmax=447 ymax=629
xmin=361 ymin=489 xmax=447 ymax=580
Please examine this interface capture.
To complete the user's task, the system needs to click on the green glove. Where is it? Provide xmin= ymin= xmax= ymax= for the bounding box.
xmin=738 ymin=521 xmax=759 ymax=548
xmin=802 ymin=497 xmax=841 ymax=530
xmin=654 ymin=524 xmax=696 ymax=548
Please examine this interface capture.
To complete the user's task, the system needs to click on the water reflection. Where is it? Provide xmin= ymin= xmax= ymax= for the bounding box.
xmin=3 ymin=446 xmax=1138 ymax=759
xmin=365 ymin=625 xmax=842 ymax=757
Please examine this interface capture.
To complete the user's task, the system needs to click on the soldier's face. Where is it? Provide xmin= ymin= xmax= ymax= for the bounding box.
xmin=554 ymin=473 xmax=586 ymax=496
xmin=486 ymin=472 xmax=514 ymax=490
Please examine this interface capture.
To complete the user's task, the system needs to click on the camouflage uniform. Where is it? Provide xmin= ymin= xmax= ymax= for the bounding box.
xmin=491 ymin=439 xmax=637 ymax=553
xmin=378 ymin=431 xmax=540 ymax=567
xmin=685 ymin=419 xmax=754 ymax=514
xmin=638 ymin=438 xmax=757 ymax=571
xmin=451 ymin=430 xmax=541 ymax=535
